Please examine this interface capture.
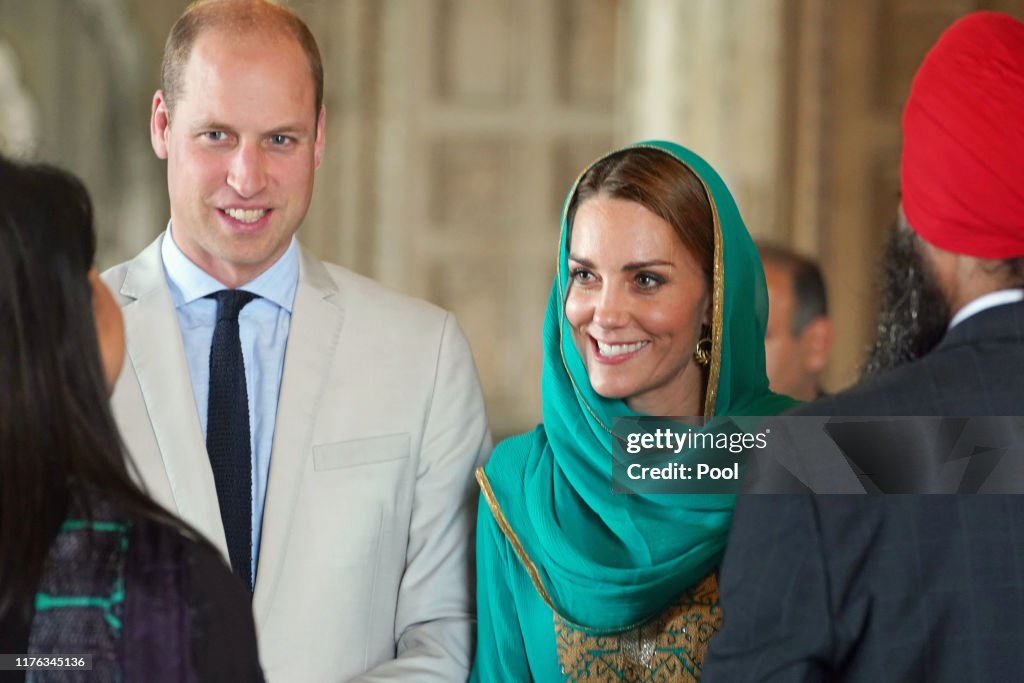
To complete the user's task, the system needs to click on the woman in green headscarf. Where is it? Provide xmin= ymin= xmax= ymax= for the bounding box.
xmin=471 ymin=141 xmax=797 ymax=682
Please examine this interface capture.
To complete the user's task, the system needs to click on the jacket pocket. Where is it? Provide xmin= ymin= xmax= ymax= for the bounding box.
xmin=312 ymin=433 xmax=410 ymax=472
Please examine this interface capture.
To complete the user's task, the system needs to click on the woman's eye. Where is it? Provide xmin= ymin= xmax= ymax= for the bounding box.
xmin=571 ymin=268 xmax=595 ymax=284
xmin=635 ymin=273 xmax=663 ymax=289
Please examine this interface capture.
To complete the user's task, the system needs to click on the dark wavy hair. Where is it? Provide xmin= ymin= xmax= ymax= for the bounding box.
xmin=0 ymin=155 xmax=199 ymax=628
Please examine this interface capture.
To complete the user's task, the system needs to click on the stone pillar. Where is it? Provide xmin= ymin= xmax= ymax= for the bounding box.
xmin=617 ymin=0 xmax=787 ymax=238
xmin=0 ymin=0 xmax=164 ymax=268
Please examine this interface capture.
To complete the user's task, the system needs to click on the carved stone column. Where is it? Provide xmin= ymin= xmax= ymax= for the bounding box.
xmin=617 ymin=0 xmax=787 ymax=239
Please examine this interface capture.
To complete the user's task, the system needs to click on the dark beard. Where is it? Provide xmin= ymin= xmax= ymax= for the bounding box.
xmin=861 ymin=225 xmax=951 ymax=377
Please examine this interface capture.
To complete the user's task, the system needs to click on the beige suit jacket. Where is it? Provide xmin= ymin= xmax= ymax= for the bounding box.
xmin=103 ymin=236 xmax=491 ymax=682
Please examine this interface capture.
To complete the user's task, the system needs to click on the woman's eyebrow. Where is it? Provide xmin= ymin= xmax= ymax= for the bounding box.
xmin=621 ymin=260 xmax=674 ymax=271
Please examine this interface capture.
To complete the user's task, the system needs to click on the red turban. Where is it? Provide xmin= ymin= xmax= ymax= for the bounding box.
xmin=901 ymin=11 xmax=1024 ymax=259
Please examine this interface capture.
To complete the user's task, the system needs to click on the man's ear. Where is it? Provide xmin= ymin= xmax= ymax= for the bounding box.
xmin=151 ymin=90 xmax=171 ymax=160
xmin=313 ymin=104 xmax=326 ymax=168
xmin=800 ymin=317 xmax=833 ymax=374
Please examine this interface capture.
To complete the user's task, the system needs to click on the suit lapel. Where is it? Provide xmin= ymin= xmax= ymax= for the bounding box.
xmin=120 ymin=238 xmax=230 ymax=557
xmin=253 ymin=248 xmax=344 ymax=619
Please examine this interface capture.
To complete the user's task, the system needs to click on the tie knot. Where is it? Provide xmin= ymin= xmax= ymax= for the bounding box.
xmin=207 ymin=289 xmax=259 ymax=322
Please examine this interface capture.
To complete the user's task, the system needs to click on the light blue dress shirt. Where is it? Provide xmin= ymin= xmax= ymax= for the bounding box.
xmin=160 ymin=225 xmax=297 ymax=587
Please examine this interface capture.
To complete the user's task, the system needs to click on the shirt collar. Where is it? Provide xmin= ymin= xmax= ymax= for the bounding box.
xmin=949 ymin=288 xmax=1024 ymax=329
xmin=160 ymin=221 xmax=299 ymax=312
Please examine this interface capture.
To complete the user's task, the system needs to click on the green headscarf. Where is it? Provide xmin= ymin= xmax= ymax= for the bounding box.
xmin=479 ymin=140 xmax=797 ymax=634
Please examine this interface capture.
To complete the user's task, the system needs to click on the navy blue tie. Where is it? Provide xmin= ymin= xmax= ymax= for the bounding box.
xmin=206 ymin=289 xmax=259 ymax=590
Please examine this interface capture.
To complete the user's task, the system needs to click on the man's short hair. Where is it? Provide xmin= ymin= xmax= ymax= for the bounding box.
xmin=161 ymin=0 xmax=324 ymax=119
xmin=759 ymin=243 xmax=829 ymax=335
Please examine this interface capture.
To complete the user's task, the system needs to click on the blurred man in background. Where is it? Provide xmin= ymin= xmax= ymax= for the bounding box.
xmin=759 ymin=243 xmax=833 ymax=400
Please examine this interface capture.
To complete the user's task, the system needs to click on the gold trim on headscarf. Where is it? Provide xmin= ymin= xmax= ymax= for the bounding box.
xmin=476 ymin=467 xmax=558 ymax=612
xmin=476 ymin=466 xmax=657 ymax=634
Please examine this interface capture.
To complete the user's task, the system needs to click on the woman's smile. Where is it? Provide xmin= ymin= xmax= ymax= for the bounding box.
xmin=565 ymin=195 xmax=710 ymax=416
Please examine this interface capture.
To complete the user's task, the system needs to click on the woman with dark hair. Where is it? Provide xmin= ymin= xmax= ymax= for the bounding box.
xmin=472 ymin=141 xmax=797 ymax=681
xmin=0 ymin=155 xmax=263 ymax=681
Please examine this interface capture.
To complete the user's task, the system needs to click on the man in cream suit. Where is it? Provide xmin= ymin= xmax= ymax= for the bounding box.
xmin=102 ymin=1 xmax=490 ymax=681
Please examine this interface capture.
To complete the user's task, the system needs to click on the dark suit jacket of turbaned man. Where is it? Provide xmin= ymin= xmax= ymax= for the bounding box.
xmin=703 ymin=300 xmax=1024 ymax=682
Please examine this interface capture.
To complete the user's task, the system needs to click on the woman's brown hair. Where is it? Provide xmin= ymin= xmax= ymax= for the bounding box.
xmin=566 ymin=147 xmax=714 ymax=289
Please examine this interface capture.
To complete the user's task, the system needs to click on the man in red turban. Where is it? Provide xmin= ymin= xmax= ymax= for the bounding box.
xmin=864 ymin=9 xmax=1024 ymax=374
xmin=705 ymin=12 xmax=1024 ymax=682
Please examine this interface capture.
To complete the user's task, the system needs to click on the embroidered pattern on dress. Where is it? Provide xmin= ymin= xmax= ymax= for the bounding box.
xmin=554 ymin=572 xmax=721 ymax=682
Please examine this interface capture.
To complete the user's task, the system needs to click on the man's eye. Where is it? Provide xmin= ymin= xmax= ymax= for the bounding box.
xmin=270 ymin=134 xmax=292 ymax=145
xmin=204 ymin=131 xmax=227 ymax=141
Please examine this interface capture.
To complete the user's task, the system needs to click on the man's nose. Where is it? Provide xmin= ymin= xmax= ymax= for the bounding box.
xmin=226 ymin=143 xmax=268 ymax=198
